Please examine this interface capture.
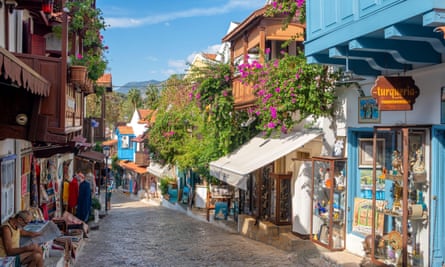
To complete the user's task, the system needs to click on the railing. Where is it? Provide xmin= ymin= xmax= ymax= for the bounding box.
xmin=232 ymin=75 xmax=256 ymax=109
xmin=135 ymin=151 xmax=150 ymax=166
xmin=15 ymin=53 xmax=83 ymax=142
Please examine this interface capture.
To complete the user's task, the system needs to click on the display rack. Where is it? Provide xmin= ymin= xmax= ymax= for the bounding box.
xmin=311 ymin=156 xmax=347 ymax=250
xmin=369 ymin=127 xmax=429 ymax=267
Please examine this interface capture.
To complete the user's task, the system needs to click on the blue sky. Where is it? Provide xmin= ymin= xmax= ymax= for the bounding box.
xmin=96 ymin=0 xmax=266 ymax=88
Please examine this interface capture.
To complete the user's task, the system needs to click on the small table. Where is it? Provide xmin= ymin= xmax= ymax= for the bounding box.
xmin=206 ymin=194 xmax=232 ymax=221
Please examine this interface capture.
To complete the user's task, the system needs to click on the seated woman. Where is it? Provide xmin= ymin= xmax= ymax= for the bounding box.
xmin=0 ymin=210 xmax=43 ymax=267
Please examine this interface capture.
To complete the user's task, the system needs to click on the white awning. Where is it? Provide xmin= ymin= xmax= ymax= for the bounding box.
xmin=147 ymin=162 xmax=173 ymax=177
xmin=209 ymin=130 xmax=322 ymax=190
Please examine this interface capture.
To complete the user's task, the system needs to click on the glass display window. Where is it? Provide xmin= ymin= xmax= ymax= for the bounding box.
xmin=367 ymin=127 xmax=429 ymax=267
xmin=311 ymin=156 xmax=347 ymax=250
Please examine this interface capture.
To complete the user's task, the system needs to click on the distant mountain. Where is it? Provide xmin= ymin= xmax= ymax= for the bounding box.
xmin=115 ymin=80 xmax=162 ymax=95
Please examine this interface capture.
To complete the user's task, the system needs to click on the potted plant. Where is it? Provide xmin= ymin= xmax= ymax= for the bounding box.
xmin=91 ymin=197 xmax=101 ymax=223
xmin=69 ymin=53 xmax=88 ymax=85
xmin=65 ymin=0 xmax=109 ymax=82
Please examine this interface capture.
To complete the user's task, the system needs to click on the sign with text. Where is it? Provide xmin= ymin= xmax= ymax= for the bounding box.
xmin=371 ymin=76 xmax=419 ymax=111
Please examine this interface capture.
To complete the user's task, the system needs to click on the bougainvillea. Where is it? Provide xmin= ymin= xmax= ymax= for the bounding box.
xmin=147 ymin=62 xmax=257 ymax=176
xmin=265 ymin=0 xmax=306 ymax=27
xmin=238 ymin=49 xmax=338 ymax=137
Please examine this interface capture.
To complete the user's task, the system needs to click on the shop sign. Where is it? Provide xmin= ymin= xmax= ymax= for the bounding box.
xmin=371 ymin=76 xmax=419 ymax=111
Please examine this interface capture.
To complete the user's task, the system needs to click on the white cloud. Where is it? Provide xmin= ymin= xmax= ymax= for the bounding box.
xmin=168 ymin=59 xmax=186 ymax=69
xmin=106 ymin=0 xmax=264 ymax=28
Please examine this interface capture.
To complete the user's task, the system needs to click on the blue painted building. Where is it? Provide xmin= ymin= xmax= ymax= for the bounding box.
xmin=305 ymin=1 xmax=445 ymax=266
xmin=115 ymin=126 xmax=136 ymax=161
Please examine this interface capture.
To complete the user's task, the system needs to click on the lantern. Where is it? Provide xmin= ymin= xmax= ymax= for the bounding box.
xmin=42 ymin=0 xmax=54 ymax=14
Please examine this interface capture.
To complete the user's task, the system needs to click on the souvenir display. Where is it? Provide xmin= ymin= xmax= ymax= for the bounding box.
xmin=311 ymin=156 xmax=347 ymax=250
xmin=369 ymin=127 xmax=429 ymax=266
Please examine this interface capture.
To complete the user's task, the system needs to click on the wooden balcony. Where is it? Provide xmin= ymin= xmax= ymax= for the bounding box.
xmin=13 ymin=53 xmax=83 ymax=143
xmin=233 ymin=75 xmax=256 ymax=110
xmin=135 ymin=151 xmax=150 ymax=166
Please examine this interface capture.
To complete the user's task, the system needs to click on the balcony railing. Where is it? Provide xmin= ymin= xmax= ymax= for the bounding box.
xmin=232 ymin=75 xmax=256 ymax=110
xmin=135 ymin=151 xmax=150 ymax=166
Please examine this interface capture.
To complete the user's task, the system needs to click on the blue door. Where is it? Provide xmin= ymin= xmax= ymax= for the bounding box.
xmin=431 ymin=127 xmax=445 ymax=266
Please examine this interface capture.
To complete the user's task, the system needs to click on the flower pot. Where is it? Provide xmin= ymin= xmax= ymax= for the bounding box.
xmin=70 ymin=65 xmax=87 ymax=85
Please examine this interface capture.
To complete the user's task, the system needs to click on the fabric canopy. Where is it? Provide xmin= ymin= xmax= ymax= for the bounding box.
xmin=119 ymin=161 xmax=147 ymax=174
xmin=147 ymin=162 xmax=173 ymax=177
xmin=0 ymin=47 xmax=50 ymax=96
xmin=77 ymin=151 xmax=105 ymax=163
xmin=209 ymin=130 xmax=322 ymax=190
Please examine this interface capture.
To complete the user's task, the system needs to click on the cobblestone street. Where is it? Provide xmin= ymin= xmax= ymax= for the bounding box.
xmin=73 ymin=191 xmax=303 ymax=267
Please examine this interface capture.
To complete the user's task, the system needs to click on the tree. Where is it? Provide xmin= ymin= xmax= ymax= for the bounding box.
xmin=144 ymin=84 xmax=161 ymax=109
xmin=147 ymin=62 xmax=257 ymax=177
xmin=105 ymin=92 xmax=126 ymax=128
xmin=85 ymin=94 xmax=102 ymax=118
xmin=127 ymin=88 xmax=142 ymax=110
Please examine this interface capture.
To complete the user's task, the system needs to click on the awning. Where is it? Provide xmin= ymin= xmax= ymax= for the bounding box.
xmin=209 ymin=130 xmax=322 ymax=190
xmin=77 ymin=151 xmax=105 ymax=163
xmin=102 ymin=139 xmax=117 ymax=146
xmin=0 ymin=47 xmax=50 ymax=96
xmin=147 ymin=162 xmax=173 ymax=177
xmin=119 ymin=160 xmax=147 ymax=174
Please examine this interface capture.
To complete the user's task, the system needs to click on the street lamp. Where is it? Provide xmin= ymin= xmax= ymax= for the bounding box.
xmin=103 ymin=146 xmax=110 ymax=213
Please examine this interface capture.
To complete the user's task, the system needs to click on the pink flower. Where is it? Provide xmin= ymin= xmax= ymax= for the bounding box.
xmin=265 ymin=48 xmax=271 ymax=55
xmin=281 ymin=125 xmax=288 ymax=133
xmin=296 ymin=0 xmax=305 ymax=8
xmin=270 ymin=106 xmax=277 ymax=119
xmin=273 ymin=60 xmax=279 ymax=67
xmin=267 ymin=122 xmax=276 ymax=128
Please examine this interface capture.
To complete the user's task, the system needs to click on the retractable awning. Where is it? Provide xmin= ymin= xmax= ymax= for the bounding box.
xmin=119 ymin=161 xmax=147 ymax=174
xmin=0 ymin=47 xmax=50 ymax=96
xmin=209 ymin=130 xmax=322 ymax=190
xmin=77 ymin=151 xmax=105 ymax=163
xmin=147 ymin=162 xmax=173 ymax=177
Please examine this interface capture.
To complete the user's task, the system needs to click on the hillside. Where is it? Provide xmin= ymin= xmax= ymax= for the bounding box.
xmin=115 ymin=80 xmax=162 ymax=95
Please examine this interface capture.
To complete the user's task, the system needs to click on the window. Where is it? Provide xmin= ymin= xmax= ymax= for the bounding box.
xmin=121 ymin=136 xmax=129 ymax=148
xmin=1 ymin=156 xmax=16 ymax=223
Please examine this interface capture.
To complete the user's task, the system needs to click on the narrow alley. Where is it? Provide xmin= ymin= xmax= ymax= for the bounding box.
xmin=73 ymin=192 xmax=311 ymax=267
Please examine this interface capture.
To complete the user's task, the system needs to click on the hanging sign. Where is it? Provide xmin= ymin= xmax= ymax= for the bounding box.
xmin=371 ymin=76 xmax=419 ymax=111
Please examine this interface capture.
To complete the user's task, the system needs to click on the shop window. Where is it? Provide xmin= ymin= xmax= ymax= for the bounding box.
xmin=1 ymin=155 xmax=16 ymax=223
xmin=366 ymin=127 xmax=429 ymax=266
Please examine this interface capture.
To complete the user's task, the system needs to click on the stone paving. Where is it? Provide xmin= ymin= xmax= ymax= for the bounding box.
xmin=72 ymin=191 xmax=368 ymax=267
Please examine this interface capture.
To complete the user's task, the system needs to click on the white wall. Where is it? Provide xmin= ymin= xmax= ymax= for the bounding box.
xmin=346 ymin=63 xmax=445 ymax=127
xmin=128 ymin=109 xmax=147 ymax=137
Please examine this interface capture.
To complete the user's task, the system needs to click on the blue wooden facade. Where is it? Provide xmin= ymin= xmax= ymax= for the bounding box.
xmin=306 ymin=0 xmax=445 ymax=77
xmin=306 ymin=1 xmax=445 ymax=266
xmin=115 ymin=127 xmax=135 ymax=161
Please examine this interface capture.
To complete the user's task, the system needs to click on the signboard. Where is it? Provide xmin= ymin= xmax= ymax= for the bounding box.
xmin=371 ymin=76 xmax=419 ymax=111
xmin=352 ymin=198 xmax=386 ymax=236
